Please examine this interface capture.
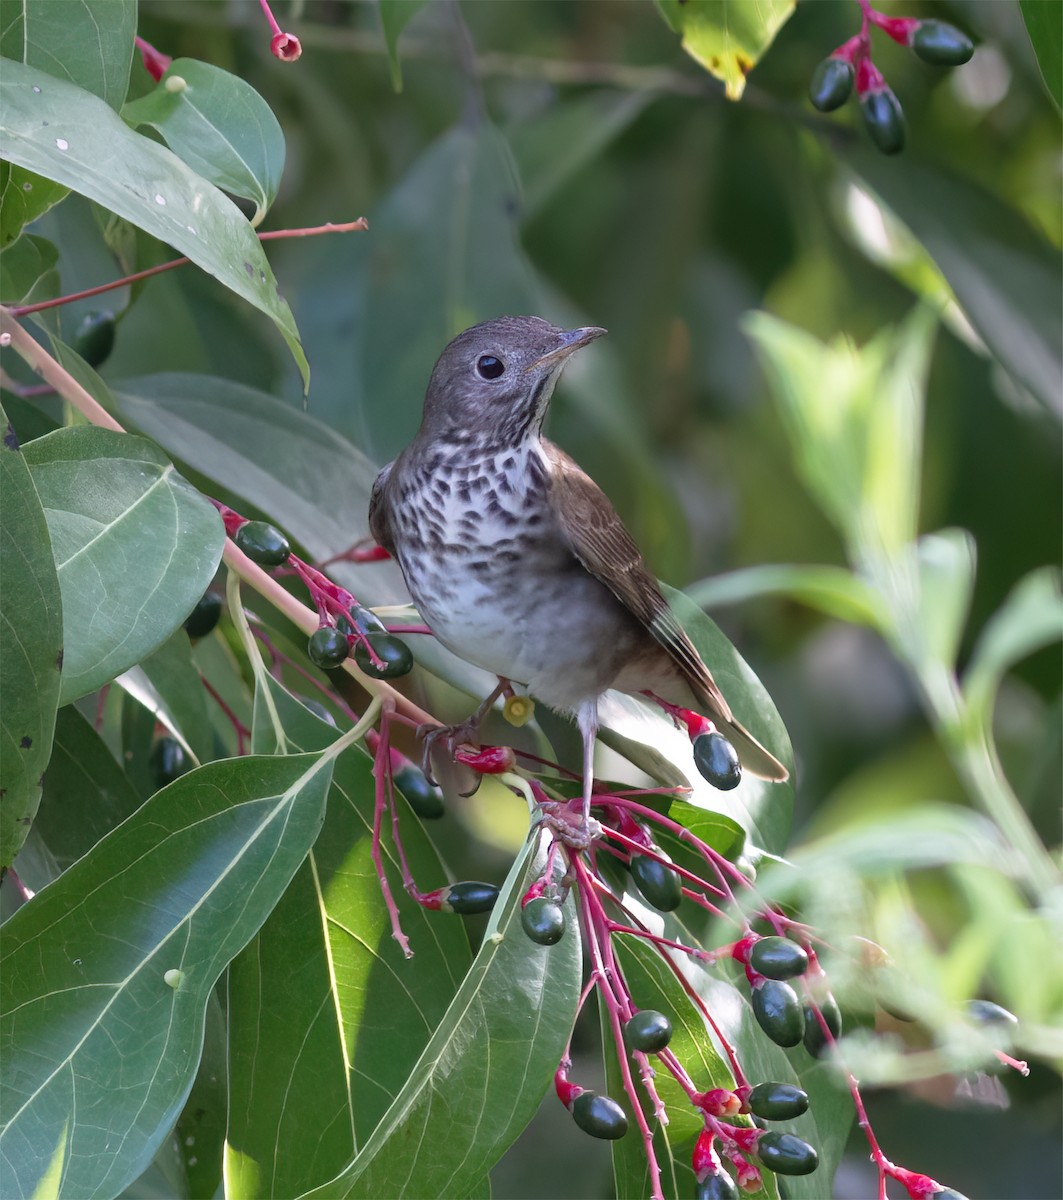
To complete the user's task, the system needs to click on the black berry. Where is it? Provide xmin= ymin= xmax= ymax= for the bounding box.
xmin=307 ymin=626 xmax=350 ymax=669
xmin=183 ymin=591 xmax=222 ymax=639
xmin=629 ymin=853 xmax=683 ymax=912
xmin=692 ymin=731 xmax=742 ymax=790
xmin=861 ymin=87 xmax=906 ymax=155
xmin=521 ymin=897 xmax=566 ymax=945
xmin=910 ymin=20 xmax=974 ymax=66
xmin=749 ymin=936 xmax=808 ymax=981
xmin=751 ymin=979 xmax=805 ymax=1048
xmin=395 ymin=764 xmax=444 ymax=819
xmin=756 ymin=1131 xmax=819 ymax=1176
xmin=570 ymin=1092 xmax=628 ymax=1140
xmin=149 ymin=736 xmax=189 ymax=788
xmin=72 ymin=309 xmax=116 ymax=367
xmin=623 ymin=1009 xmax=673 ymax=1053
xmin=235 ymin=520 xmax=290 ymax=566
xmin=441 ymin=881 xmax=499 ymax=915
xmin=354 ymin=632 xmax=414 ymax=679
xmin=747 ymin=1081 xmax=809 ymax=1121
xmin=809 ymin=57 xmax=855 ymax=112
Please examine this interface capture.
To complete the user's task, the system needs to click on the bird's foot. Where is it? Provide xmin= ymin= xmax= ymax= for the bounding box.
xmin=417 ymin=719 xmax=484 ymax=790
xmin=538 ymin=798 xmax=603 ymax=851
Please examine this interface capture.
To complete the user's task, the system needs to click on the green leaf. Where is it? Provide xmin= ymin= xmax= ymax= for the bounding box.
xmin=838 ymin=151 xmax=1062 ymax=420
xmin=0 ymin=0 xmax=135 ymax=244
xmin=0 ymin=751 xmax=335 ymax=1200
xmin=1020 ymin=0 xmax=1062 ymax=112
xmin=0 ymin=405 xmax=63 ymax=870
xmin=0 ymin=232 xmax=58 ymax=305
xmin=964 ymin=568 xmax=1063 ymax=732
xmin=508 ymin=90 xmax=656 ymax=221
xmin=0 ymin=58 xmax=309 ymax=386
xmin=122 ymin=59 xmax=285 ymax=226
xmin=21 ymin=425 xmax=225 ymax=703
xmin=912 ymin=529 xmax=976 ymax=671
xmin=225 ymin=679 xmax=471 ymax=1198
xmin=744 ymin=307 xmax=937 ymax=573
xmin=300 ymin=834 xmax=583 ymax=1199
xmin=654 ymin=0 xmax=794 ymax=99
xmin=599 ymin=584 xmax=794 ymax=858
xmin=687 ymin=563 xmax=886 ymax=628
xmin=117 ymin=630 xmax=216 ymax=765
xmin=34 ymin=705 xmax=143 ymax=873
xmin=376 ymin=0 xmax=428 ymax=91
xmin=0 ymin=0 xmax=136 ymax=109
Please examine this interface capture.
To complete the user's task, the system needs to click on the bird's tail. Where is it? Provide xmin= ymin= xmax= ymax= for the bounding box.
xmin=718 ymin=713 xmax=789 ymax=783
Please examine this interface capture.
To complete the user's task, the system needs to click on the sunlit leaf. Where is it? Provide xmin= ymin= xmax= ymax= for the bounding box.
xmin=225 ymin=679 xmax=470 ymax=1198
xmin=21 ymin=425 xmax=225 ymax=703
xmin=122 ymin=59 xmax=285 ymax=226
xmin=0 ymin=752 xmax=335 ymax=1199
xmin=0 ymin=405 xmax=63 ymax=870
xmin=300 ymin=834 xmax=582 ymax=1199
xmin=0 ymin=58 xmax=309 ymax=385
xmin=687 ymin=563 xmax=886 ymax=628
xmin=964 ymin=568 xmax=1063 ymax=731
xmin=654 ymin=0 xmax=795 ymax=99
xmin=912 ymin=529 xmax=976 ymax=671
xmin=839 ymin=151 xmax=1062 ymax=420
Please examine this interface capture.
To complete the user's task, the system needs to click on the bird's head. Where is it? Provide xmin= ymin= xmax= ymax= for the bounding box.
xmin=418 ymin=315 xmax=606 ymax=447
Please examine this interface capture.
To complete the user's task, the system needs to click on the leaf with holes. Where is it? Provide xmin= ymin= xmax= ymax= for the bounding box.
xmin=0 ymin=405 xmax=63 ymax=869
xmin=0 ymin=59 xmax=308 ymax=384
xmin=122 ymin=59 xmax=284 ymax=226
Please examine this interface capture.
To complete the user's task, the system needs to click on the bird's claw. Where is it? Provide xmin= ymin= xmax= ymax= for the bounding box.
xmin=418 ymin=720 xmax=482 ymax=788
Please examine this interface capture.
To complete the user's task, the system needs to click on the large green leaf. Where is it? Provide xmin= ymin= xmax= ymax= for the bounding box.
xmin=1020 ymin=0 xmax=1062 ymax=112
xmin=687 ymin=563 xmax=886 ymax=627
xmin=117 ymin=630 xmax=216 ymax=765
xmin=743 ymin=308 xmax=936 ymax=574
xmin=32 ymin=704 xmax=143 ymax=874
xmin=0 ymin=0 xmax=135 ymax=109
xmin=122 ymin=58 xmax=285 ymax=226
xmin=0 ymin=751 xmax=335 ymax=1200
xmin=300 ymin=834 xmax=583 ymax=1199
xmin=0 ymin=0 xmax=136 ymax=243
xmin=0 ymin=58 xmax=308 ymax=384
xmin=839 ymin=150 xmax=1062 ymax=420
xmin=0 ymin=406 xmax=63 ymax=870
xmin=21 ymin=425 xmax=224 ymax=703
xmin=225 ymin=679 xmax=471 ymax=1198
xmin=654 ymin=0 xmax=794 ymax=99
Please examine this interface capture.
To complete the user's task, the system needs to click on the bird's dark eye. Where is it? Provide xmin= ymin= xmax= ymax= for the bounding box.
xmin=476 ymin=355 xmax=505 ymax=380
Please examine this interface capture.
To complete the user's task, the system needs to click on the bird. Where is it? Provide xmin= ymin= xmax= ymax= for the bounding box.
xmin=368 ymin=316 xmax=788 ymax=825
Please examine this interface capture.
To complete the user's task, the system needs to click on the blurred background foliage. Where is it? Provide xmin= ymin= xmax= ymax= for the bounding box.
xmin=12 ymin=0 xmax=1060 ymax=1195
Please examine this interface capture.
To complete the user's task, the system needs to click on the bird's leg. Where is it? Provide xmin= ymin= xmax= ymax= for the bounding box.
xmin=419 ymin=678 xmax=510 ymax=785
xmin=576 ymin=699 xmax=599 ymax=829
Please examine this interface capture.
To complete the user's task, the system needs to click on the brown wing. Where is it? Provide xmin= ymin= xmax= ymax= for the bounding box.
xmin=543 ymin=441 xmax=788 ymax=782
xmin=368 ymin=461 xmax=396 ymax=554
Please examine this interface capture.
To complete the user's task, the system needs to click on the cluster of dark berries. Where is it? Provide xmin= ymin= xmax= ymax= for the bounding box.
xmin=224 ymin=512 xmax=415 ymax=681
xmin=810 ymin=8 xmax=974 ymax=154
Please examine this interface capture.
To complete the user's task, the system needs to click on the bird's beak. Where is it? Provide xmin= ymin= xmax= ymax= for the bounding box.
xmin=526 ymin=326 xmax=607 ymax=372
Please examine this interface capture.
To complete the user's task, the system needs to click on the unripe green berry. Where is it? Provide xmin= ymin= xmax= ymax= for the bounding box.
xmin=521 ymin=897 xmax=566 ymax=945
xmin=234 ymin=520 xmax=290 ymax=566
xmin=72 ymin=309 xmax=116 ymax=367
xmin=353 ymin=632 xmax=414 ymax=679
xmin=623 ymin=1009 xmax=673 ymax=1053
xmin=183 ymin=591 xmax=222 ymax=639
xmin=751 ymin=979 xmax=805 ymax=1047
xmin=570 ymin=1091 xmax=628 ymax=1140
xmin=860 ymin=88 xmax=906 ymax=155
xmin=629 ymin=853 xmax=683 ymax=912
xmin=441 ymin=881 xmax=498 ymax=915
xmin=803 ymin=993 xmax=843 ymax=1057
xmin=395 ymin=764 xmax=444 ymax=819
xmin=307 ymin=626 xmax=350 ymax=669
xmin=149 ymin=736 xmax=189 ymax=788
xmin=692 ymin=731 xmax=741 ymax=790
xmin=910 ymin=20 xmax=974 ymax=66
xmin=747 ymin=1081 xmax=810 ymax=1121
xmin=756 ymin=1131 xmax=819 ymax=1176
xmin=749 ymin=936 xmax=809 ymax=980
xmin=809 ymin=57 xmax=855 ymax=112
xmin=696 ymin=1171 xmax=739 ymax=1200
